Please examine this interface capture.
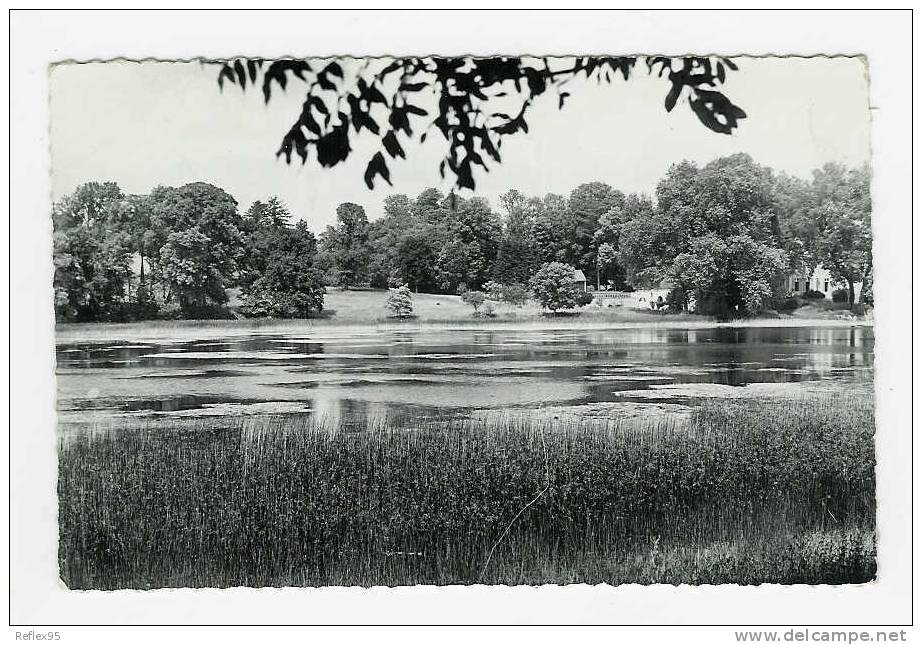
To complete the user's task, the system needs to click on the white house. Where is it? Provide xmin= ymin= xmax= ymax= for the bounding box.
xmin=785 ymin=264 xmax=860 ymax=299
xmin=590 ymin=284 xmax=672 ymax=310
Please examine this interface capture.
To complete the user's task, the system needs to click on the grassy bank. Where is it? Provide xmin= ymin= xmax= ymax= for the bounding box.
xmin=56 ymin=289 xmax=686 ymax=341
xmin=59 ymin=395 xmax=875 ymax=589
xmin=55 ymin=289 xmax=871 ymax=344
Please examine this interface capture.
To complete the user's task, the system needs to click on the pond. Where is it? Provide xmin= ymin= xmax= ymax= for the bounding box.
xmin=55 ymin=325 xmax=875 ymax=431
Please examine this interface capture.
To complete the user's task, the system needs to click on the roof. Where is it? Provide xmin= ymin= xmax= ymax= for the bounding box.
xmin=573 ymin=269 xmax=587 ymax=282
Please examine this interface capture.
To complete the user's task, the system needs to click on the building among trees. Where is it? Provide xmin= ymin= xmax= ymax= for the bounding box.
xmin=785 ymin=264 xmax=863 ymax=300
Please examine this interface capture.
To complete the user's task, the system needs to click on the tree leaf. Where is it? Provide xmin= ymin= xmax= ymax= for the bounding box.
xmin=388 ymin=107 xmax=412 ymax=135
xmin=262 ymin=67 xmax=287 ymax=103
xmin=217 ymin=65 xmax=236 ymax=90
xmin=316 ymin=120 xmax=351 ymax=167
xmin=324 ymin=61 xmax=344 ymax=79
xmin=233 ymin=60 xmax=247 ymax=89
xmin=364 ymin=151 xmax=392 ymax=189
xmin=298 ymin=101 xmax=322 ymax=135
xmin=316 ymin=73 xmax=336 ymax=91
xmin=246 ymin=60 xmax=260 ymax=83
xmin=309 ymin=95 xmax=329 ymax=115
xmin=456 ymin=162 xmax=475 ymax=191
xmin=404 ymin=104 xmax=428 ymax=117
xmin=664 ymin=83 xmax=682 ymax=112
xmin=400 ymin=82 xmax=428 ymax=92
xmin=379 ymin=60 xmax=403 ymax=76
xmin=382 ymin=131 xmax=406 ymax=159
xmin=688 ymin=89 xmax=747 ymax=134
xmin=363 ymin=83 xmax=388 ymax=105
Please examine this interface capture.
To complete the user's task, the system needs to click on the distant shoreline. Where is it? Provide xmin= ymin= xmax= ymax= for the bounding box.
xmin=55 ymin=313 xmax=873 ymax=344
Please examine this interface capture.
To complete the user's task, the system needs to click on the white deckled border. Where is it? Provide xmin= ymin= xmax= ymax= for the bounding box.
xmin=7 ymin=7 xmax=913 ymax=632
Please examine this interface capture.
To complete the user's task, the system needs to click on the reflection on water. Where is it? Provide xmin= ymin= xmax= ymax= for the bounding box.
xmin=56 ymin=325 xmax=874 ymax=430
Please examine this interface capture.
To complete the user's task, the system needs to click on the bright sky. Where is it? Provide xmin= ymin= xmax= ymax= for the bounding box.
xmin=50 ymin=56 xmax=871 ymax=227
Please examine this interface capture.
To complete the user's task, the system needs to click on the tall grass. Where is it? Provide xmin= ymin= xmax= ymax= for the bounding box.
xmin=58 ymin=395 xmax=875 ymax=589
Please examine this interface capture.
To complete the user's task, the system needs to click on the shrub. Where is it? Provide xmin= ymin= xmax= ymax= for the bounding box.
xmin=158 ymin=301 xmax=236 ymax=320
xmin=776 ymin=296 xmax=800 ymax=312
xmin=831 ymin=288 xmax=850 ymax=303
xmin=474 ymin=301 xmax=497 ymax=318
xmin=483 ymin=280 xmax=503 ymax=301
xmin=99 ymin=298 xmax=162 ymax=322
xmin=504 ymin=283 xmax=530 ymax=306
xmin=575 ymin=291 xmax=594 ymax=307
xmin=461 ymin=290 xmax=488 ymax=315
xmin=484 ymin=281 xmax=529 ymax=306
xmin=529 ymin=262 xmax=580 ymax=312
xmin=239 ymin=278 xmax=325 ymax=319
xmin=385 ymin=284 xmax=415 ymax=318
xmin=803 ymin=289 xmax=826 ymax=300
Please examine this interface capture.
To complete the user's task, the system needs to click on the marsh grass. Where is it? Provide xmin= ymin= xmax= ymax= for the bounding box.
xmin=58 ymin=395 xmax=875 ymax=589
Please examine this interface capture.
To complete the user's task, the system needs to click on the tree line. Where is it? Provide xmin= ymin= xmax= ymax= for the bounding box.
xmin=53 ymin=183 xmax=323 ymax=321
xmin=52 ymin=153 xmax=871 ymax=323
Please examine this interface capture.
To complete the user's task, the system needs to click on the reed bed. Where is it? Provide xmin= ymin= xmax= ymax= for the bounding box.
xmin=58 ymin=394 xmax=876 ymax=589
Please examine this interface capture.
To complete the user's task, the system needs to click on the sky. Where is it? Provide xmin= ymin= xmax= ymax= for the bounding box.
xmin=49 ymin=56 xmax=871 ymax=228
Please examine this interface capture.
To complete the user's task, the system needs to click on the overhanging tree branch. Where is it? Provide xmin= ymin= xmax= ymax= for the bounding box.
xmin=212 ymin=55 xmax=746 ymax=191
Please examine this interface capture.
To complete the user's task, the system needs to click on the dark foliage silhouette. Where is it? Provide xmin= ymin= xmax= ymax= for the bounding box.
xmin=214 ymin=56 xmax=746 ymax=190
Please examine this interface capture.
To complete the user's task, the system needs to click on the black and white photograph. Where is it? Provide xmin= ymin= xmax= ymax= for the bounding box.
xmin=8 ymin=7 xmax=915 ymax=634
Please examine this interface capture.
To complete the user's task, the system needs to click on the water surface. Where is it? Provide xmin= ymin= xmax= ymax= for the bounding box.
xmin=56 ymin=325 xmax=874 ymax=430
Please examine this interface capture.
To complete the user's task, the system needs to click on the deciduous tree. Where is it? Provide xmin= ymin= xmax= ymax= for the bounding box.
xmin=239 ymin=220 xmax=326 ymax=318
xmin=619 ymin=155 xmax=788 ymax=315
xmin=52 ymin=182 xmax=135 ymax=321
xmin=326 ymin=202 xmax=372 ymax=289
xmin=147 ymin=182 xmax=244 ymax=316
xmin=594 ymin=193 xmax=653 ymax=288
xmin=435 ymin=196 xmax=501 ymax=292
xmin=530 ymin=262 xmax=581 ymax=313
xmin=493 ymin=189 xmax=539 ymax=284
xmin=566 ymin=182 xmax=624 ymax=283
